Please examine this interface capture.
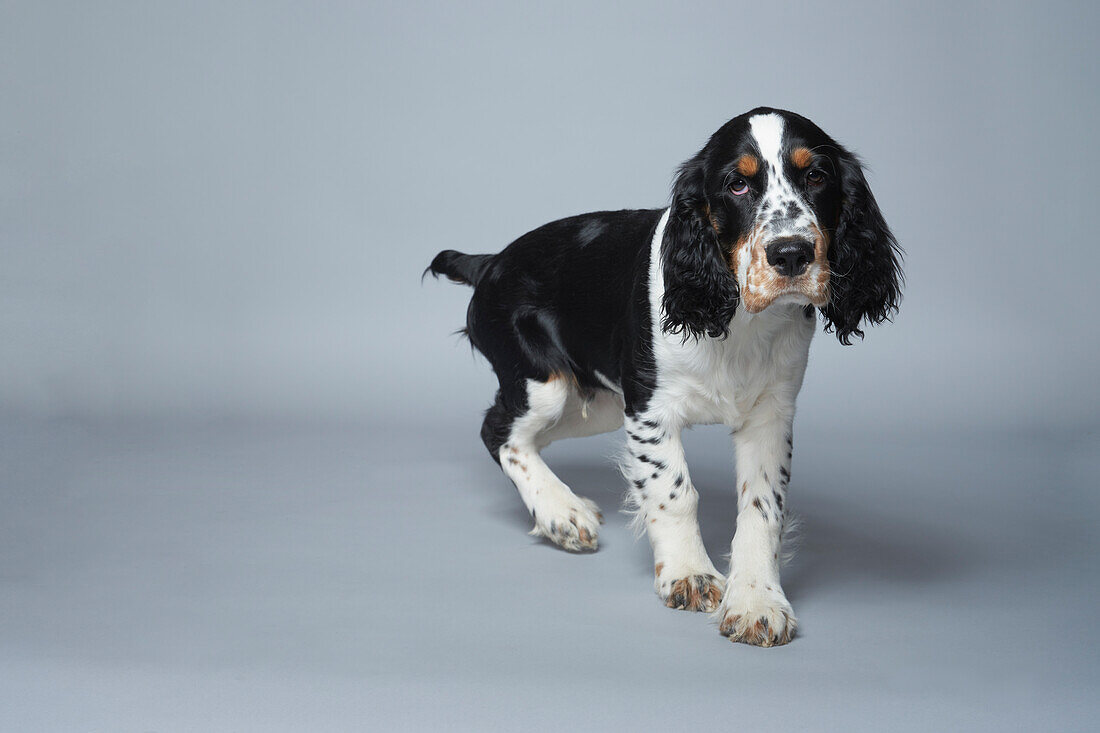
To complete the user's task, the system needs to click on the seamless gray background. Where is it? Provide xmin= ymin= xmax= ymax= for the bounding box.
xmin=2 ymin=1 xmax=1099 ymax=731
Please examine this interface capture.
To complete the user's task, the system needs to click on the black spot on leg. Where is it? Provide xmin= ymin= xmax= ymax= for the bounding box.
xmin=669 ymin=492 xmax=676 ymax=500
xmin=674 ymin=474 xmax=684 ymax=488
xmin=632 ymin=478 xmax=646 ymax=490
xmin=779 ymin=466 xmax=790 ymax=480
xmin=651 ymin=472 xmax=659 ymax=479
xmin=773 ymin=492 xmax=784 ymax=511
xmin=638 ymin=454 xmax=651 ymax=464
xmin=640 ymin=418 xmax=659 ymax=429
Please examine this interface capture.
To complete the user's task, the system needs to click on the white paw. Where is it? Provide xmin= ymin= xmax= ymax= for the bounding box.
xmin=716 ymin=581 xmax=797 ymax=647
xmin=529 ymin=495 xmax=603 ymax=552
xmin=654 ymin=563 xmax=724 ymax=612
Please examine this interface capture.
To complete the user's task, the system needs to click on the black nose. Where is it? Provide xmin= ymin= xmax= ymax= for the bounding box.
xmin=765 ymin=238 xmax=814 ymax=278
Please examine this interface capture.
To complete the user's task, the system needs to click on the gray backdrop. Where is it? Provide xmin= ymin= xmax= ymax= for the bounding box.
xmin=2 ymin=1 xmax=1098 ymax=731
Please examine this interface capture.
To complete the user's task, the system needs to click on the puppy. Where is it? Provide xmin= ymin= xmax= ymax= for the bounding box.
xmin=427 ymin=107 xmax=902 ymax=646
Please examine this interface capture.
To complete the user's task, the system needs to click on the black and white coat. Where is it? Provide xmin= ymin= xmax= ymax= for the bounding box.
xmin=428 ymin=107 xmax=902 ymax=646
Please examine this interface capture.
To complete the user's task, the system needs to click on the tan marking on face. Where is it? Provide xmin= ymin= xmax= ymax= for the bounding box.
xmin=739 ymin=223 xmax=832 ymax=313
xmin=736 ymin=154 xmax=759 ymax=177
xmin=809 ymin=224 xmax=831 ymax=306
xmin=790 ymin=147 xmax=813 ymax=169
xmin=703 ymin=202 xmax=720 ymax=232
xmin=728 ymin=225 xmax=763 ymax=287
xmin=655 ymin=562 xmax=664 ymax=577
xmin=741 ymin=234 xmax=788 ymax=313
xmin=729 ymin=235 xmax=746 ymax=272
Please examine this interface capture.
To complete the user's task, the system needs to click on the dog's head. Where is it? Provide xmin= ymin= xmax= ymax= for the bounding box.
xmin=661 ymin=107 xmax=902 ymax=344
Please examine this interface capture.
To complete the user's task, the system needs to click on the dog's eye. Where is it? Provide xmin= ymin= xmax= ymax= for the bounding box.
xmin=730 ymin=178 xmax=750 ymax=196
xmin=806 ymin=169 xmax=827 ymax=186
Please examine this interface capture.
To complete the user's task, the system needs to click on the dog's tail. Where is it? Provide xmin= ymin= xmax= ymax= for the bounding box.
xmin=425 ymin=250 xmax=494 ymax=287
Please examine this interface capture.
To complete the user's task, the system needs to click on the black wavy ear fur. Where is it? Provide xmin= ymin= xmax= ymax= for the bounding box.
xmin=661 ymin=157 xmax=739 ymax=339
xmin=820 ymin=151 xmax=904 ymax=345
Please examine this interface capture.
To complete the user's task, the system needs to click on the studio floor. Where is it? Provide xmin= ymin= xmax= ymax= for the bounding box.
xmin=1 ymin=417 xmax=1097 ymax=731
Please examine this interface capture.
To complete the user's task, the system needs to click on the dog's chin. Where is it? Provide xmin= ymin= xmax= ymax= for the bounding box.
xmin=739 ymin=278 xmax=830 ymax=314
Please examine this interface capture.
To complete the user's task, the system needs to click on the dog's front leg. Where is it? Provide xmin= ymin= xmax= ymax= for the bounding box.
xmin=624 ymin=415 xmax=724 ymax=612
xmin=719 ymin=398 xmax=797 ymax=646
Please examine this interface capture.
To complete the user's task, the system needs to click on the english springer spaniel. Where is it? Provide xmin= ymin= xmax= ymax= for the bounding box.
xmin=427 ymin=107 xmax=902 ymax=646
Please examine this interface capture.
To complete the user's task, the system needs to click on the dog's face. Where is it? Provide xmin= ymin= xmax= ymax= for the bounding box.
xmin=705 ymin=113 xmax=840 ymax=313
xmin=661 ymin=107 xmax=902 ymax=344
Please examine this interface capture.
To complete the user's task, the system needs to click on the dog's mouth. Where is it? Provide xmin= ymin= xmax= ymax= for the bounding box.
xmin=730 ymin=225 xmax=830 ymax=314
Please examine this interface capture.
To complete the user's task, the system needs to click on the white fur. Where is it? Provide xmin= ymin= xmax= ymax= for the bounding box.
xmin=629 ymin=208 xmax=812 ymax=638
xmin=495 ymin=199 xmax=815 ymax=639
xmin=499 ymin=377 xmax=622 ymax=551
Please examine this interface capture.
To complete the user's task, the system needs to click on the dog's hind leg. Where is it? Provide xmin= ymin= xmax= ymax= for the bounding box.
xmin=483 ymin=374 xmax=622 ymax=552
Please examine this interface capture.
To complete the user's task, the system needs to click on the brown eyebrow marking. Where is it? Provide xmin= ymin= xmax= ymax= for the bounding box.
xmin=790 ymin=147 xmax=813 ymax=169
xmin=736 ymin=154 xmax=759 ymax=177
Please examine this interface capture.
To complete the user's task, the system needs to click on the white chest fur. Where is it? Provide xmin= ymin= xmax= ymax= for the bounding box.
xmin=646 ymin=209 xmax=815 ymax=429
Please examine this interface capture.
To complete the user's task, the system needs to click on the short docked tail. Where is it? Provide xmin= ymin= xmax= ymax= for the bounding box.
xmin=425 ymin=250 xmax=494 ymax=287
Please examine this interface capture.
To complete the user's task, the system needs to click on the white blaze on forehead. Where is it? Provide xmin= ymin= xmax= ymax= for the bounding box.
xmin=749 ymin=112 xmax=793 ymax=205
xmin=747 ymin=112 xmax=816 ymax=237
xmin=748 ymin=113 xmax=786 ymax=168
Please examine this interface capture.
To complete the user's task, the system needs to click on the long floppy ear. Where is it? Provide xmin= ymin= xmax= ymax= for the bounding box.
xmin=820 ymin=151 xmax=904 ymax=345
xmin=661 ymin=157 xmax=739 ymax=339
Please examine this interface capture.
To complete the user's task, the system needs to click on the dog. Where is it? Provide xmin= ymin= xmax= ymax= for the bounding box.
xmin=427 ymin=107 xmax=902 ymax=646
